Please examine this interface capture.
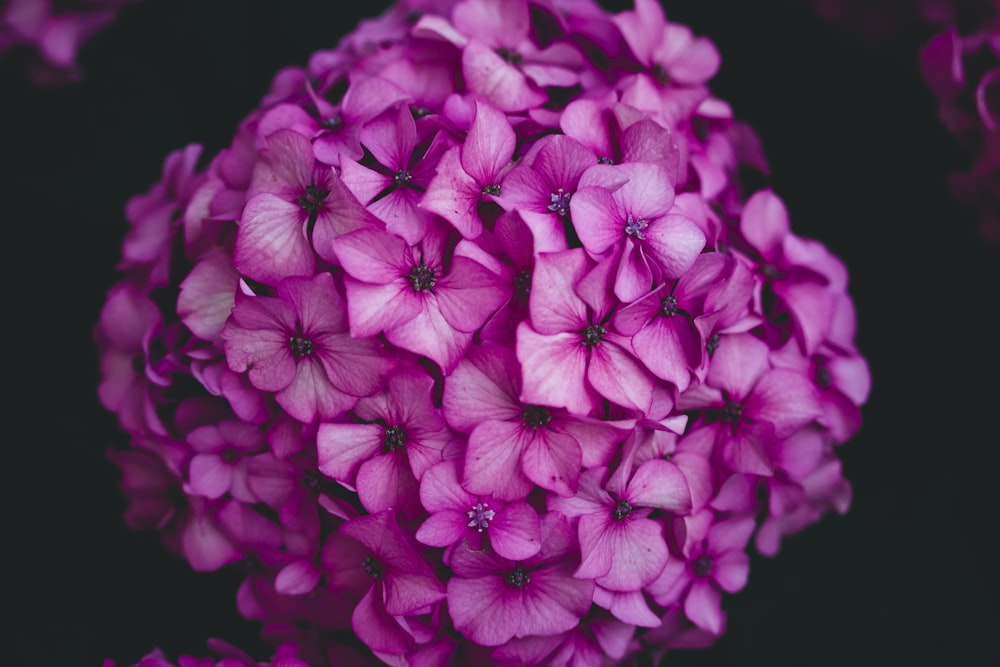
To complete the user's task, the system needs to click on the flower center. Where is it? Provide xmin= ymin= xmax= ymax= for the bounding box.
xmin=297 ymin=183 xmax=331 ymax=214
xmin=496 ymin=47 xmax=524 ymax=65
xmin=598 ymin=156 xmax=614 ymax=165
xmin=706 ymin=333 xmax=720 ymax=357
xmin=513 ymin=270 xmax=531 ymax=299
xmin=723 ymin=400 xmax=743 ymax=423
xmin=407 ymin=263 xmax=436 ymax=293
xmin=410 ymin=105 xmax=431 ymax=118
xmin=693 ymin=555 xmax=713 ymax=577
xmin=383 ymin=425 xmax=405 ymax=452
xmin=625 ymin=215 xmax=649 ymax=240
xmin=506 ymin=567 xmax=531 ymax=589
xmin=481 ymin=184 xmax=502 ymax=197
xmin=661 ymin=295 xmax=679 ymax=316
xmin=289 ymin=336 xmax=313 ymax=357
xmin=394 ymin=169 xmax=412 ymax=186
xmin=467 ymin=502 xmax=496 ymax=532
xmin=581 ymin=324 xmax=606 ymax=348
xmin=362 ymin=555 xmax=382 ymax=578
xmin=520 ymin=404 xmax=552 ymax=429
xmin=613 ymin=499 xmax=633 ymax=521
xmin=547 ymin=188 xmax=572 ymax=217
xmin=321 ymin=115 xmax=342 ymax=131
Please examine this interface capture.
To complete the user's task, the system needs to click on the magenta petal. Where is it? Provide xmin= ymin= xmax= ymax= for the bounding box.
xmin=385 ymin=300 xmax=473 ymax=374
xmin=316 ymin=423 xmax=382 ymax=483
xmin=593 ymin=587 xmax=661 ymax=627
xmin=632 ymin=316 xmax=701 ymax=391
xmin=463 ymin=420 xmax=533 ymax=501
xmin=419 ymin=146 xmax=485 ymax=239
xmin=528 ymin=250 xmax=589 ymax=335
xmin=627 ymin=459 xmax=692 ymax=514
xmin=442 ymin=343 xmax=522 ymax=432
xmin=489 ymin=500 xmax=542 ymax=561
xmin=187 ymin=454 xmax=232 ymax=499
xmin=739 ymin=189 xmax=789 ymax=260
xmin=684 ymin=577 xmax=724 ymax=636
xmin=462 ymin=40 xmax=546 ymax=113
xmin=274 ymin=560 xmax=322 ymax=595
xmin=353 ymin=585 xmax=414 ymax=655
xmin=643 ymin=213 xmax=706 ymax=279
xmin=447 ymin=575 xmax=519 ymax=646
xmin=383 ymin=570 xmax=447 ymax=617
xmin=706 ymin=333 xmax=770 ymax=400
xmin=522 ymin=428 xmax=582 ymax=497
xmin=517 ymin=325 xmax=594 ymax=416
xmin=598 ymin=518 xmax=669 ymax=591
xmin=711 ymin=550 xmax=749 ymax=594
xmin=519 ymin=567 xmax=595 ymax=636
xmin=745 ymin=369 xmax=822 ymax=439
xmin=587 ymin=339 xmax=653 ymax=412
xmin=235 ymin=193 xmax=314 ymax=283
xmin=343 ymin=278 xmax=419 ymax=339
xmin=356 ymin=452 xmax=420 ymax=518
xmin=721 ymin=426 xmax=775 ymax=476
xmin=416 ymin=510 xmax=467 ymax=548
xmin=571 ymin=186 xmax=623 ymax=255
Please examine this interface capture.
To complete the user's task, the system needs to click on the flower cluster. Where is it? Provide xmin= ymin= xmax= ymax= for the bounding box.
xmin=920 ymin=8 xmax=1000 ymax=243
xmin=96 ymin=0 xmax=870 ymax=665
xmin=0 ymin=0 xmax=136 ymax=84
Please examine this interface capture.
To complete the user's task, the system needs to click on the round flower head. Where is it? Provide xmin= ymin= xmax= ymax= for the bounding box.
xmin=97 ymin=0 xmax=870 ymax=664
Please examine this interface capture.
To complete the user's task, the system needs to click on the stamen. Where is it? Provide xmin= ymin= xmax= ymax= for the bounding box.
xmin=625 ymin=215 xmax=649 ymax=240
xmin=613 ymin=499 xmax=633 ymax=521
xmin=513 ymin=270 xmax=531 ymax=299
xmin=289 ymin=336 xmax=313 ymax=357
xmin=581 ymin=324 xmax=606 ymax=348
xmin=506 ymin=567 xmax=531 ymax=589
xmin=661 ymin=295 xmax=679 ymax=316
xmin=297 ymin=183 xmax=331 ymax=214
xmin=547 ymin=188 xmax=572 ymax=217
xmin=383 ymin=425 xmax=405 ymax=452
xmin=467 ymin=502 xmax=496 ymax=532
xmin=693 ymin=555 xmax=713 ymax=577
xmin=362 ymin=555 xmax=382 ymax=578
xmin=520 ymin=405 xmax=552 ymax=429
xmin=407 ymin=263 xmax=436 ymax=292
xmin=394 ymin=169 xmax=412 ymax=186
xmin=482 ymin=184 xmax=502 ymax=196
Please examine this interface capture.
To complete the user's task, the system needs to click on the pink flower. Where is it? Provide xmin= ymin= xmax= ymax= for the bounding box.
xmin=221 ymin=272 xmax=391 ymax=423
xmin=446 ymin=513 xmax=594 ymax=646
xmin=570 ymin=161 xmax=706 ymax=302
xmin=316 ymin=366 xmax=454 ymax=519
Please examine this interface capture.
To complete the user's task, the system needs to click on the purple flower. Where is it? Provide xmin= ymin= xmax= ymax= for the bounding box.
xmin=420 ymin=100 xmax=517 ymax=240
xmin=416 ymin=459 xmax=542 ymax=562
xmin=550 ymin=459 xmax=691 ymax=593
xmin=570 ymin=161 xmax=706 ymax=302
xmin=446 ymin=513 xmax=594 ymax=646
xmin=678 ymin=332 xmax=823 ymax=475
xmin=516 ymin=249 xmax=656 ymax=414
xmin=336 ymin=220 xmax=510 ymax=372
xmin=221 ymin=272 xmax=391 ymax=424
xmin=316 ymin=366 xmax=454 ymax=519
xmin=324 ymin=510 xmax=447 ymax=655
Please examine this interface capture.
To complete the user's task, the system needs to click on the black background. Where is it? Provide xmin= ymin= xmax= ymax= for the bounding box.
xmin=5 ymin=0 xmax=998 ymax=665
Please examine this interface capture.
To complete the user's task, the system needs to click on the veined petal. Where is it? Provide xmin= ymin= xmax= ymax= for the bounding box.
xmin=627 ymin=458 xmax=692 ymax=514
xmin=235 ymin=193 xmax=314 ymax=284
xmin=517 ymin=324 xmax=594 ymax=416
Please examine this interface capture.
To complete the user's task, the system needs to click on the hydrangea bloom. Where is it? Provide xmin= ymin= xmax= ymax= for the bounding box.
xmin=96 ymin=0 xmax=870 ymax=665
xmin=0 ymin=0 xmax=137 ymax=84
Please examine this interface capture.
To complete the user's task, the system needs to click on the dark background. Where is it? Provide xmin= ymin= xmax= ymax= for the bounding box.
xmin=5 ymin=0 xmax=998 ymax=665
